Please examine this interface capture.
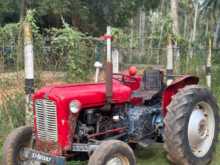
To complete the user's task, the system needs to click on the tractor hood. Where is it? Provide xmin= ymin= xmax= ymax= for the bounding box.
xmin=33 ymin=80 xmax=132 ymax=108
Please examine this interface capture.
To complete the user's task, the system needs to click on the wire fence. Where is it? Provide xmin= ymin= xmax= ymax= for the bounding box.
xmin=1 ymin=34 xmax=220 ymax=135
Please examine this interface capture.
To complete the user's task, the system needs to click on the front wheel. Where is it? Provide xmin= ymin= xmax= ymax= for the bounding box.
xmin=164 ymin=85 xmax=219 ymax=165
xmin=88 ymin=140 xmax=136 ymax=165
xmin=2 ymin=126 xmax=40 ymax=165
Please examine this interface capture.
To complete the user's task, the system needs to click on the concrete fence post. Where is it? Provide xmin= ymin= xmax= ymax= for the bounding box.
xmin=112 ymin=49 xmax=119 ymax=73
xmin=166 ymin=36 xmax=174 ymax=85
xmin=206 ymin=38 xmax=212 ymax=88
xmin=23 ymin=22 xmax=34 ymax=125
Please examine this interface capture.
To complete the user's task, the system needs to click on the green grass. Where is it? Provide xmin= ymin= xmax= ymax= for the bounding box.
xmin=66 ymin=142 xmax=220 ymax=165
xmin=0 ymin=144 xmax=2 ymax=163
xmin=0 ymin=141 xmax=220 ymax=164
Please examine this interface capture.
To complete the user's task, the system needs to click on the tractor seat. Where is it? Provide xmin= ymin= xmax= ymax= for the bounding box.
xmin=136 ymin=70 xmax=164 ymax=101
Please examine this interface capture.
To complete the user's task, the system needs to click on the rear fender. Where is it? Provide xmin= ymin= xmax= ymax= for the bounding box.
xmin=162 ymin=75 xmax=199 ymax=116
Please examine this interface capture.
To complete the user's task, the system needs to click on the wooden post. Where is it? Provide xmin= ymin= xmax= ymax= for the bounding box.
xmin=167 ymin=36 xmax=174 ymax=85
xmin=24 ymin=22 xmax=34 ymax=125
xmin=206 ymin=38 xmax=212 ymax=88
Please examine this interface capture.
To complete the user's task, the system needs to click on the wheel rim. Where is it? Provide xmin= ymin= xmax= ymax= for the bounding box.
xmin=188 ymin=101 xmax=215 ymax=157
xmin=106 ymin=154 xmax=130 ymax=165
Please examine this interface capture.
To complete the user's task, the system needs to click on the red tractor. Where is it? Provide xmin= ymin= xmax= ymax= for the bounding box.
xmin=3 ymin=29 xmax=219 ymax=165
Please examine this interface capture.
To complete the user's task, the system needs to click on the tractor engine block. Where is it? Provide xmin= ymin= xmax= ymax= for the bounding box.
xmin=127 ymin=104 xmax=163 ymax=141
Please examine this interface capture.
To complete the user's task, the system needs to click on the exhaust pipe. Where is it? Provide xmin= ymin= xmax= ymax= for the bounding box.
xmin=105 ymin=26 xmax=112 ymax=103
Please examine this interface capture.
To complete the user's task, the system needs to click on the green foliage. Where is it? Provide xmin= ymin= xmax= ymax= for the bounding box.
xmin=0 ymin=0 xmax=161 ymax=35
xmin=0 ymin=92 xmax=25 ymax=132
xmin=0 ymin=23 xmax=19 ymax=70
xmin=112 ymin=28 xmax=133 ymax=48
xmin=0 ymin=0 xmax=20 ymax=25
xmin=0 ymin=23 xmax=19 ymax=44
xmin=25 ymin=10 xmax=40 ymax=34
xmin=26 ymin=10 xmax=44 ymax=62
xmin=48 ymin=23 xmax=95 ymax=82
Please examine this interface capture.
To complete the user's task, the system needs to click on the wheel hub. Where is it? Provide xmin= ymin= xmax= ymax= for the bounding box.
xmin=187 ymin=102 xmax=215 ymax=157
xmin=106 ymin=154 xmax=130 ymax=165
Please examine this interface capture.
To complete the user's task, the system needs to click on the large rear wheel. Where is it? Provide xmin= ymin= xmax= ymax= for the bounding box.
xmin=164 ymin=85 xmax=219 ymax=165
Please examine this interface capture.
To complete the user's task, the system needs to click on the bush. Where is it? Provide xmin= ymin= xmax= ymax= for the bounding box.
xmin=48 ymin=23 xmax=95 ymax=82
xmin=0 ymin=92 xmax=25 ymax=135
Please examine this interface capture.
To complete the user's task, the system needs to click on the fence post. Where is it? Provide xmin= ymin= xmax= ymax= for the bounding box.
xmin=166 ymin=36 xmax=174 ymax=85
xmin=206 ymin=38 xmax=212 ymax=88
xmin=112 ymin=48 xmax=119 ymax=73
xmin=94 ymin=61 xmax=102 ymax=82
xmin=24 ymin=22 xmax=34 ymax=125
xmin=106 ymin=26 xmax=113 ymax=103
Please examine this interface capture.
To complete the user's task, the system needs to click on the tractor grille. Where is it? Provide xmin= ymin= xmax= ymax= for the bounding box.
xmin=35 ymin=99 xmax=58 ymax=142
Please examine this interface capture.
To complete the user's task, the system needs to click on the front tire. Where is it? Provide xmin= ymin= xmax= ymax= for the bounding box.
xmin=88 ymin=140 xmax=136 ymax=165
xmin=164 ymin=85 xmax=219 ymax=165
xmin=2 ymin=126 xmax=35 ymax=165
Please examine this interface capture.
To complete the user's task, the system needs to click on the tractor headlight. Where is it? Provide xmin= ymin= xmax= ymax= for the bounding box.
xmin=69 ymin=100 xmax=81 ymax=113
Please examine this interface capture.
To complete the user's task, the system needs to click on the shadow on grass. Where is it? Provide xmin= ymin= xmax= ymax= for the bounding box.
xmin=66 ymin=142 xmax=220 ymax=165
xmin=135 ymin=144 xmax=170 ymax=165
xmin=0 ymin=137 xmax=219 ymax=165
xmin=67 ymin=144 xmax=170 ymax=165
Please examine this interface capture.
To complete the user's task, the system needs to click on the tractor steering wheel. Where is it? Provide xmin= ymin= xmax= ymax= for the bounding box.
xmin=113 ymin=73 xmax=137 ymax=84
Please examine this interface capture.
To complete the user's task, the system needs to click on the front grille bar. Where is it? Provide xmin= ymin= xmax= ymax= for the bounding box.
xmin=35 ymin=99 xmax=58 ymax=142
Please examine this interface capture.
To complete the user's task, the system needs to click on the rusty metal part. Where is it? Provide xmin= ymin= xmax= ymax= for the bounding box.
xmin=88 ymin=127 xmax=125 ymax=139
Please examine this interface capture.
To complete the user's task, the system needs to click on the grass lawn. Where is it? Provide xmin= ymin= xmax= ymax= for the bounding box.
xmin=0 ymin=141 xmax=219 ymax=164
xmin=66 ymin=141 xmax=220 ymax=165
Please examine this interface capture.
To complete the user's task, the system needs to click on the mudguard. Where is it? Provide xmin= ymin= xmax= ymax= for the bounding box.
xmin=162 ymin=75 xmax=199 ymax=116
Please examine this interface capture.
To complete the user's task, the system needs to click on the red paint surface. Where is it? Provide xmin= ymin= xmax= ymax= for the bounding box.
xmin=32 ymin=72 xmax=198 ymax=153
xmin=33 ymin=80 xmax=132 ymax=151
xmin=162 ymin=75 xmax=199 ymax=116
xmin=129 ymin=66 xmax=137 ymax=76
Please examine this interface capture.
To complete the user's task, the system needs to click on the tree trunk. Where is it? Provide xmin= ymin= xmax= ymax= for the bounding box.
xmin=17 ymin=0 xmax=27 ymax=72
xmin=170 ymin=0 xmax=179 ymax=35
xmin=20 ymin=0 xmax=27 ymax=22
xmin=129 ymin=18 xmax=134 ymax=63
xmin=192 ymin=3 xmax=199 ymax=42
xmin=170 ymin=0 xmax=179 ymax=72
xmin=213 ymin=17 xmax=220 ymax=48
xmin=139 ymin=7 xmax=146 ymax=58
